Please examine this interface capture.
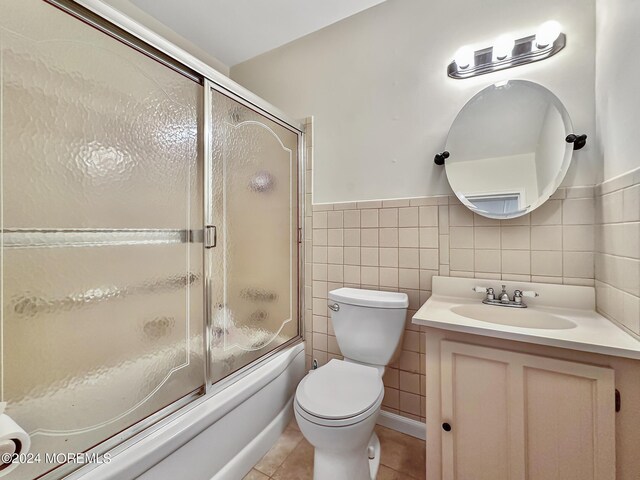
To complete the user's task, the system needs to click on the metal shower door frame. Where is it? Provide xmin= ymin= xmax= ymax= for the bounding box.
xmin=202 ymin=79 xmax=305 ymax=393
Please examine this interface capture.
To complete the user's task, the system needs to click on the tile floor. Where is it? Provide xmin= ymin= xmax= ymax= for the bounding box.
xmin=243 ymin=416 xmax=426 ymax=479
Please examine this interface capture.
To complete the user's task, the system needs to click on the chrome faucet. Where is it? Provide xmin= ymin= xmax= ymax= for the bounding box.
xmin=498 ymin=285 xmax=510 ymax=303
xmin=473 ymin=285 xmax=539 ymax=308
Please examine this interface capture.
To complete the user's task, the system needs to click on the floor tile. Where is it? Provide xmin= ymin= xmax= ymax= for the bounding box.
xmin=375 ymin=426 xmax=426 ymax=479
xmin=253 ymin=427 xmax=304 ymax=476
xmin=271 ymin=438 xmax=315 ymax=480
xmin=243 ymin=469 xmax=270 ymax=480
xmin=377 ymin=464 xmax=418 ymax=479
xmin=287 ymin=416 xmax=300 ymax=432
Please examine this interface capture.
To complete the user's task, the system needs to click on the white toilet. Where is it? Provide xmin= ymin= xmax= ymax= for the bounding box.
xmin=294 ymin=288 xmax=409 ymax=480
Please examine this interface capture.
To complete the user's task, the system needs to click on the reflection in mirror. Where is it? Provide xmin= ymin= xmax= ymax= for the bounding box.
xmin=444 ymin=80 xmax=573 ymax=219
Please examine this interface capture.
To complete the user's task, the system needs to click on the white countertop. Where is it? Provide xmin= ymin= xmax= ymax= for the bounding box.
xmin=412 ymin=276 xmax=640 ymax=361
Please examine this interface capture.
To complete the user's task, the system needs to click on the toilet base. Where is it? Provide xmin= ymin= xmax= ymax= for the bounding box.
xmin=294 ymin=382 xmax=384 ymax=480
xmin=367 ymin=432 xmax=381 ymax=480
xmin=313 ymin=432 xmax=380 ymax=480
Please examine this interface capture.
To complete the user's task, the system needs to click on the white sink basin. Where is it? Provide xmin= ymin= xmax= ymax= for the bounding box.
xmin=451 ymin=304 xmax=576 ymax=330
xmin=412 ymin=276 xmax=640 ymax=360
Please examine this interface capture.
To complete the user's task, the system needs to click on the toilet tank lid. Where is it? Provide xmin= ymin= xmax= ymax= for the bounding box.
xmin=328 ymin=288 xmax=408 ymax=309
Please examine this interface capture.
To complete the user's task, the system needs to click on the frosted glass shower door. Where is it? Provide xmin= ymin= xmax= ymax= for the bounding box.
xmin=0 ymin=1 xmax=204 ymax=479
xmin=206 ymin=84 xmax=301 ymax=383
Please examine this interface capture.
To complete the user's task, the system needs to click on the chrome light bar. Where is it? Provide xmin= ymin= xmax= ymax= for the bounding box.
xmin=448 ymin=33 xmax=566 ymax=79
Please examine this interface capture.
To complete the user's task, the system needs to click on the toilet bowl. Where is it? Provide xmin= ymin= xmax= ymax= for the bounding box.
xmin=295 ymin=288 xmax=408 ymax=480
xmin=294 ymin=359 xmax=383 ymax=480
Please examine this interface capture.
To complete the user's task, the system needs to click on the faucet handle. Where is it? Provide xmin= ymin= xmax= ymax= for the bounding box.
xmin=473 ymin=286 xmax=495 ymax=301
xmin=513 ymin=289 xmax=539 ymax=305
xmin=513 ymin=289 xmax=523 ymax=304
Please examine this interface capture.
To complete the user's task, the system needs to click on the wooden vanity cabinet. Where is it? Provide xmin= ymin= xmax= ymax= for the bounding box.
xmin=425 ymin=329 xmax=623 ymax=480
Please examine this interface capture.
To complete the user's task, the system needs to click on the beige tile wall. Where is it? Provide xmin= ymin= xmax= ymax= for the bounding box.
xmin=595 ymin=167 xmax=640 ymax=338
xmin=308 ymin=186 xmax=598 ymax=423
xmin=445 ymin=186 xmax=596 ymax=285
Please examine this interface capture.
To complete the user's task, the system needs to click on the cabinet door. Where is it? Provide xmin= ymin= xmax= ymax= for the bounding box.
xmin=440 ymin=341 xmax=615 ymax=480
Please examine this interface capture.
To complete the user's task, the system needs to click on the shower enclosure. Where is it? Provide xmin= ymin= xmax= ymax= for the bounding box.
xmin=0 ymin=1 xmax=303 ymax=479
xmin=205 ymin=84 xmax=301 ymax=386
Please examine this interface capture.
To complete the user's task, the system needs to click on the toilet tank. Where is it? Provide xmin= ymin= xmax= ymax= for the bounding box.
xmin=327 ymin=288 xmax=409 ymax=367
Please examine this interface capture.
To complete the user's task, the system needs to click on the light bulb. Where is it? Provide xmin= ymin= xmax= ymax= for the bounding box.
xmin=535 ymin=21 xmax=561 ymax=48
xmin=493 ymin=35 xmax=514 ymax=61
xmin=454 ymin=46 xmax=474 ymax=69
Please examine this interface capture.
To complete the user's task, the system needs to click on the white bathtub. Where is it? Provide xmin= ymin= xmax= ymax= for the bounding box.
xmin=72 ymin=342 xmax=306 ymax=480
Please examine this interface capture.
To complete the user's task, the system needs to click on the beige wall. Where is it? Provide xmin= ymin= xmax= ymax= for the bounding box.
xmin=595 ymin=0 xmax=640 ymax=181
xmin=231 ymin=0 xmax=598 ymax=204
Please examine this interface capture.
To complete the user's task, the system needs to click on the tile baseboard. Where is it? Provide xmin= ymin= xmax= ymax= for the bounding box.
xmin=377 ymin=410 xmax=426 ymax=440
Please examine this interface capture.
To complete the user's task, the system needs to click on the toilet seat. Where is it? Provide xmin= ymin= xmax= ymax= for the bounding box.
xmin=295 ymin=359 xmax=384 ymax=427
xmin=295 ymin=392 xmax=383 ymax=427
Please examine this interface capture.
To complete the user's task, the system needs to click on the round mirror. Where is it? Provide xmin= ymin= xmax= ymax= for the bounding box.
xmin=444 ymin=80 xmax=573 ymax=219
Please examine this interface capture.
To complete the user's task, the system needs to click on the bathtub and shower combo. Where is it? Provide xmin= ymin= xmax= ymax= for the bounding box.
xmin=0 ymin=1 xmax=307 ymax=479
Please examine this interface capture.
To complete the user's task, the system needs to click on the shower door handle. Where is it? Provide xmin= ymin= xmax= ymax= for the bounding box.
xmin=205 ymin=225 xmax=217 ymax=248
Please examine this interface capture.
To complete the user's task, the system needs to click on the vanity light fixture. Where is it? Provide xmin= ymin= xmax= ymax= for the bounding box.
xmin=447 ymin=22 xmax=566 ymax=79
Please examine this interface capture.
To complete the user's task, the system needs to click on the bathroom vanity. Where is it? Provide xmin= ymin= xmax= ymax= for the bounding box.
xmin=413 ymin=276 xmax=640 ymax=480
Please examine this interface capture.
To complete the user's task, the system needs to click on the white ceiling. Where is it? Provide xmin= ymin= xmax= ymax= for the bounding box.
xmin=129 ymin=0 xmax=387 ymax=67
